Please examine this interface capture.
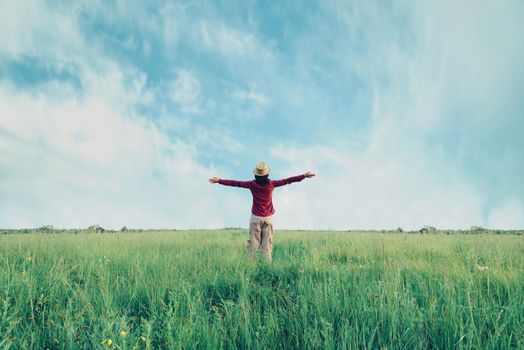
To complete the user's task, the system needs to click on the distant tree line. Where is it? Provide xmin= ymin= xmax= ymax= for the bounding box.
xmin=352 ymin=225 xmax=523 ymax=235
xmin=0 ymin=225 xmax=522 ymax=235
xmin=0 ymin=225 xmax=178 ymax=234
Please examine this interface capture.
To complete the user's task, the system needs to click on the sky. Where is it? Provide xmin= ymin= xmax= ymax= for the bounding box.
xmin=1 ymin=0 xmax=523 ymax=230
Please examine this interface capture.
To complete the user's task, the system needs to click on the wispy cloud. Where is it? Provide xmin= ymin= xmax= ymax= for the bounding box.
xmin=199 ymin=20 xmax=270 ymax=58
xmin=231 ymin=90 xmax=270 ymax=106
xmin=171 ymin=69 xmax=202 ymax=113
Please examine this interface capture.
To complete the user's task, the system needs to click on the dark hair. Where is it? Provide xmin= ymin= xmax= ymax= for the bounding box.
xmin=255 ymin=175 xmax=269 ymax=185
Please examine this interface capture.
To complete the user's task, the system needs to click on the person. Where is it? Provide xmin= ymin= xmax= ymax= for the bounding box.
xmin=209 ymin=161 xmax=315 ymax=261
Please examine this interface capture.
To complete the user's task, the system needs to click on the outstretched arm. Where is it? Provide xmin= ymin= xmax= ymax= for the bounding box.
xmin=208 ymin=177 xmax=252 ymax=188
xmin=272 ymin=172 xmax=316 ymax=187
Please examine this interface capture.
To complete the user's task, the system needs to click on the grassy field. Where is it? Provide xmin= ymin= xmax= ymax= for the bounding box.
xmin=1 ymin=230 xmax=523 ymax=349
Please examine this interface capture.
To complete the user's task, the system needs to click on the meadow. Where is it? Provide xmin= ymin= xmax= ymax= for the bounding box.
xmin=0 ymin=230 xmax=523 ymax=349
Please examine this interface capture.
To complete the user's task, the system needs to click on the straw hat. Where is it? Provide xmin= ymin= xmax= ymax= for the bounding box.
xmin=253 ymin=161 xmax=270 ymax=176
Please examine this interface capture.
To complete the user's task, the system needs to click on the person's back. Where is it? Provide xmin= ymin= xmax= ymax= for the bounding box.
xmin=250 ymin=180 xmax=275 ymax=217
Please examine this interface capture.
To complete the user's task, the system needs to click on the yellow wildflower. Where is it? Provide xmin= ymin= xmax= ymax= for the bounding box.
xmin=119 ymin=331 xmax=127 ymax=337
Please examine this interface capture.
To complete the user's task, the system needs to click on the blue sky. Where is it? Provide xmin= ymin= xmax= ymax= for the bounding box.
xmin=1 ymin=0 xmax=523 ymax=230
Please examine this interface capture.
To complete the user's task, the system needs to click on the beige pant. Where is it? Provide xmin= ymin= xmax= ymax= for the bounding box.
xmin=248 ymin=215 xmax=273 ymax=261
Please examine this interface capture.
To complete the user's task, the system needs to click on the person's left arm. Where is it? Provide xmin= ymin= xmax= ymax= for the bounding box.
xmin=209 ymin=177 xmax=252 ymax=188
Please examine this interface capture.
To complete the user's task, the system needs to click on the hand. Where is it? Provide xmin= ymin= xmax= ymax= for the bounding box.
xmin=304 ymin=172 xmax=316 ymax=178
xmin=208 ymin=177 xmax=219 ymax=184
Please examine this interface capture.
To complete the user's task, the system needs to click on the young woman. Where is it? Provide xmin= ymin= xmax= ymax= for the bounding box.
xmin=209 ymin=161 xmax=315 ymax=261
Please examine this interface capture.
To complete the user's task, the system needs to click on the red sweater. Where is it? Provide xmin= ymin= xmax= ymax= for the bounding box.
xmin=218 ymin=175 xmax=306 ymax=217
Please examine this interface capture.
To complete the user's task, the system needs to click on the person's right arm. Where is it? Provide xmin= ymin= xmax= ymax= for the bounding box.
xmin=209 ymin=177 xmax=252 ymax=188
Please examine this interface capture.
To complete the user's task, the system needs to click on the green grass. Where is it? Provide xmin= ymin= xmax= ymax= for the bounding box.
xmin=1 ymin=231 xmax=523 ymax=349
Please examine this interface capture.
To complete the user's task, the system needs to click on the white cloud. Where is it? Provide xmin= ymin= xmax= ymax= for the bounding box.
xmin=0 ymin=82 xmax=249 ymax=229
xmin=487 ymin=199 xmax=524 ymax=230
xmin=269 ymin=144 xmax=485 ymax=230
